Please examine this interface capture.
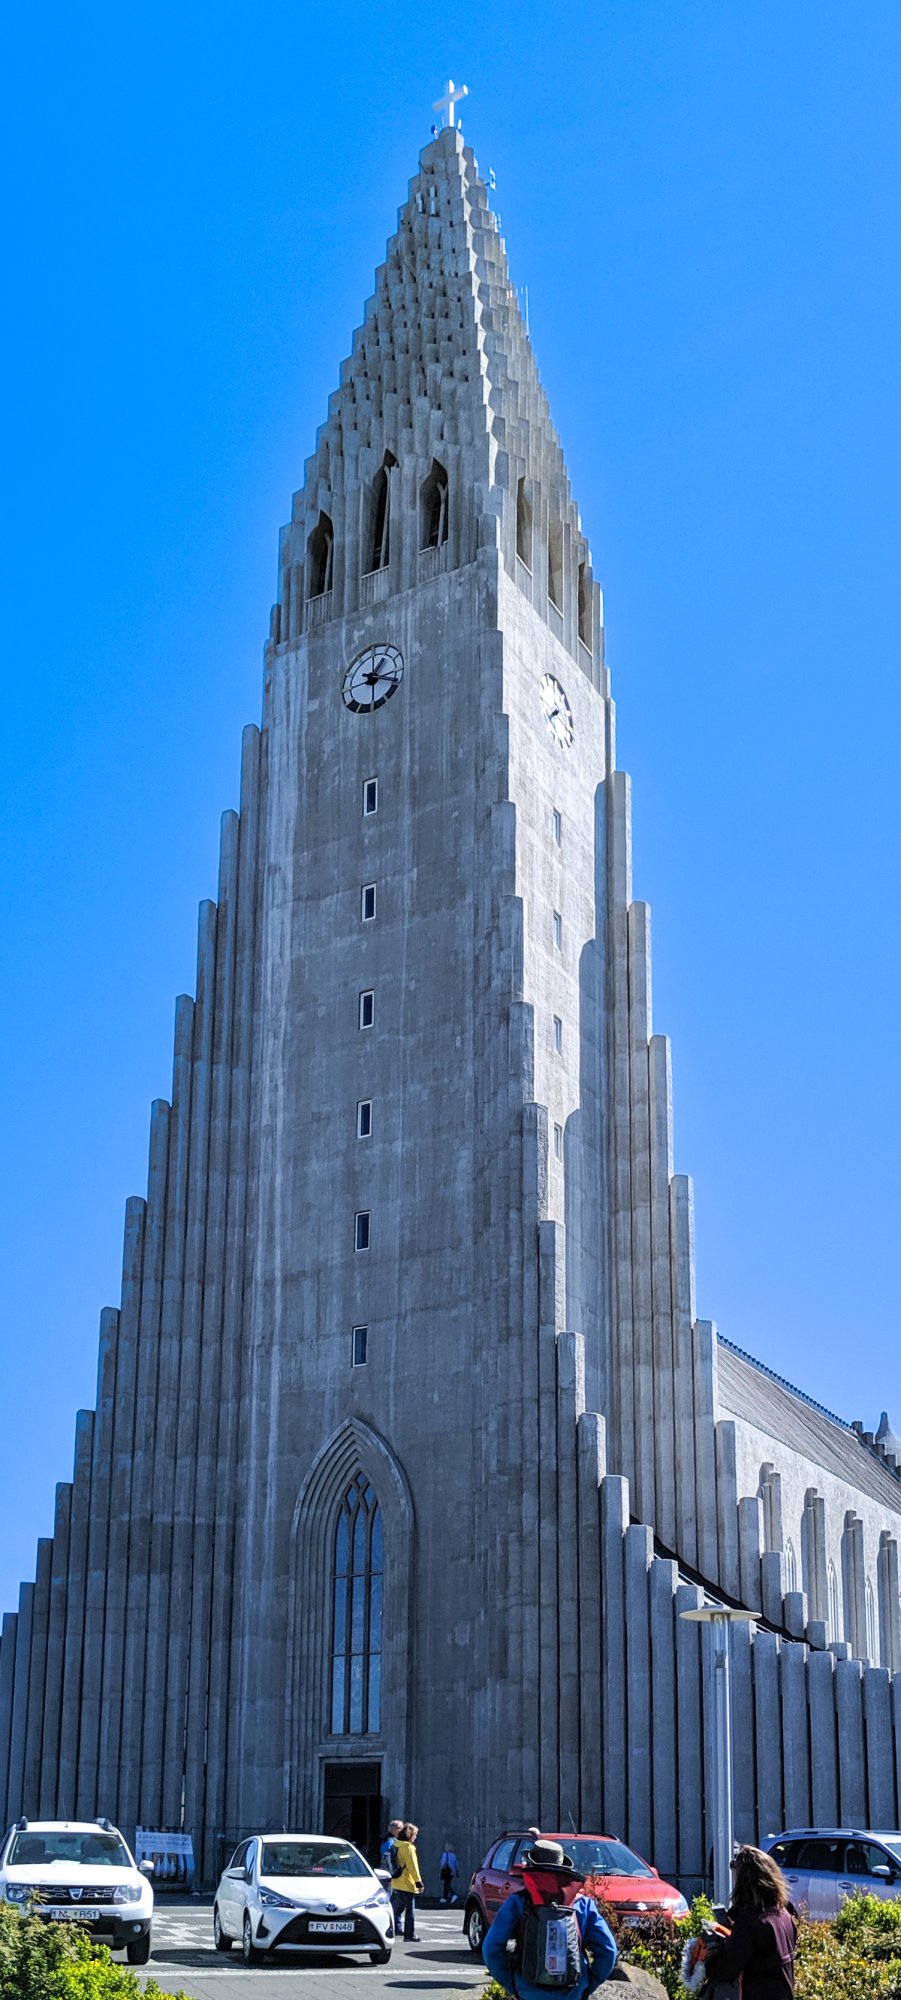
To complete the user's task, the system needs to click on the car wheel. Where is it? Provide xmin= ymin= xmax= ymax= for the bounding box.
xmin=369 ymin=1945 xmax=391 ymax=1964
xmin=213 ymin=1904 xmax=233 ymax=1952
xmin=126 ymin=1933 xmax=151 ymax=1965
xmin=242 ymin=1913 xmax=267 ymax=1965
xmin=466 ymin=1903 xmax=486 ymax=1952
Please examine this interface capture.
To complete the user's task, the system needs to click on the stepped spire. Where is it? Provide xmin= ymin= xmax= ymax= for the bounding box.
xmin=273 ymin=125 xmax=604 ymax=682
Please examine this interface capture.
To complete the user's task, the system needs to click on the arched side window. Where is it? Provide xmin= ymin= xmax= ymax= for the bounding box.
xmin=331 ymin=1474 xmax=383 ymax=1735
xmin=548 ymin=522 xmax=563 ymax=609
xmin=784 ymin=1538 xmax=798 ymax=1594
xmin=828 ymin=1560 xmax=840 ymax=1643
xmin=866 ymin=1576 xmax=877 ymax=1662
xmin=516 ymin=478 xmax=532 ymax=569
xmin=308 ymin=512 xmax=334 ymax=597
xmin=420 ymin=461 xmax=449 ymax=550
xmin=367 ymin=456 xmax=395 ymax=573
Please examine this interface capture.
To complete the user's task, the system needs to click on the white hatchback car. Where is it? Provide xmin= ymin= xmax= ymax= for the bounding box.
xmin=0 ymin=1818 xmax=154 ymax=1962
xmin=213 ymin=1832 xmax=394 ymax=1965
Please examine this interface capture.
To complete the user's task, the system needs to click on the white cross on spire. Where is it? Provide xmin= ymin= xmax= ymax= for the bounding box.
xmin=432 ymin=79 xmax=469 ymax=128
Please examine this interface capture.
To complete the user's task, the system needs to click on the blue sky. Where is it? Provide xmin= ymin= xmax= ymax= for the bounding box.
xmin=1 ymin=0 xmax=899 ymax=1614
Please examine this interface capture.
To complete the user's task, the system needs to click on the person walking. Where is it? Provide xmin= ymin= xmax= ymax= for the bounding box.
xmin=439 ymin=1840 xmax=460 ymax=1904
xmin=705 ymin=1846 xmax=797 ymax=2000
xmin=390 ymin=1821 xmax=424 ymax=1943
xmin=380 ymin=1819 xmax=403 ymax=1873
xmin=482 ymin=1837 xmax=617 ymax=1999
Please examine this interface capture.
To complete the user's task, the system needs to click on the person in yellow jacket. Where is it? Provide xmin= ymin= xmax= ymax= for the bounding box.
xmin=390 ymin=1821 xmax=424 ymax=1942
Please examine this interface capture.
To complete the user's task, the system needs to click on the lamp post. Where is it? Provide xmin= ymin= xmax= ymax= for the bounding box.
xmin=680 ymin=1606 xmax=759 ymax=1910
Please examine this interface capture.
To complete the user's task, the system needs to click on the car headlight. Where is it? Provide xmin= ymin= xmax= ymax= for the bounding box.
xmin=5 ymin=1884 xmax=29 ymax=1903
xmin=113 ymin=1885 xmax=143 ymax=1904
xmin=259 ymin=1888 xmax=297 ymax=1909
xmin=364 ymin=1889 xmax=390 ymax=1908
xmin=667 ymin=1895 xmax=689 ymax=1917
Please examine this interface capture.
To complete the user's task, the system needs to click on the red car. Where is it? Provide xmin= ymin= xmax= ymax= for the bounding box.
xmin=463 ymin=1831 xmax=688 ymax=1951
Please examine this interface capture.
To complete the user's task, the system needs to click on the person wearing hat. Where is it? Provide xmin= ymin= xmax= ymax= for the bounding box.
xmin=482 ymin=1838 xmax=617 ymax=1999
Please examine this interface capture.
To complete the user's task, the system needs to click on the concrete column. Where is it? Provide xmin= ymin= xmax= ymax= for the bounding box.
xmin=600 ymin=1474 xmax=629 ymax=1840
xmin=738 ymin=1496 xmax=762 ymax=1611
xmin=116 ymin=1101 xmax=171 ymax=1840
xmin=752 ymin=1631 xmax=783 ymax=1844
xmin=21 ymin=1542 xmax=52 ymax=1813
xmin=38 ymin=1485 xmax=72 ymax=1814
xmin=606 ymin=774 xmax=634 ymax=1489
xmin=730 ymin=1617 xmax=756 ymax=1846
xmin=535 ymin=1220 xmax=563 ymax=1827
xmin=801 ymin=1489 xmax=828 ymax=1624
xmin=96 ymin=1196 xmax=147 ymax=1818
xmin=808 ymin=1648 xmax=838 ymax=1825
xmin=714 ymin=1420 xmax=740 ymax=1599
xmin=576 ymin=1413 xmax=605 ymax=1829
xmin=624 ymin=1524 xmax=653 ymax=1860
xmin=761 ymin=1550 xmax=784 ymax=1627
xmin=649 ymin=1558 xmax=678 ymax=1879
xmin=842 ymin=1511 xmax=867 ymax=1659
xmin=0 ymin=1614 xmax=17 ymax=1825
xmin=780 ymin=1643 xmax=811 ymax=1828
xmin=556 ymin=1332 xmax=585 ymax=1824
xmin=77 ymin=1308 xmax=118 ymax=1815
xmin=163 ymin=901 xmax=218 ymax=1826
xmin=864 ymin=1668 xmax=896 ymax=1829
xmin=627 ymin=905 xmax=655 ymax=1527
xmin=57 ymin=1410 xmax=94 ymax=1819
xmin=693 ymin=1320 xmax=718 ymax=1581
xmin=205 ymin=724 xmax=261 ymax=1876
xmin=836 ymin=1656 xmax=866 ymax=1823
xmin=184 ymin=814 xmax=241 ymax=1847
xmin=784 ymin=1590 xmax=807 ymax=1640
xmin=878 ymin=1533 xmax=901 ymax=1672
xmin=140 ymin=994 xmax=194 ymax=1825
xmin=893 ymin=1675 xmax=901 ymax=1832
xmin=759 ymin=1465 xmax=783 ymax=1552
xmin=649 ymin=1035 xmax=676 ymax=1549
xmin=670 ymin=1177 xmax=698 ymax=1567
xmin=6 ymin=1585 xmax=33 ymax=1820
xmin=675 ymin=1582 xmax=704 ymax=1888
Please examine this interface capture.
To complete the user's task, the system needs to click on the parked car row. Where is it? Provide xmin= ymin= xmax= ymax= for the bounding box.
xmin=462 ymin=1828 xmax=689 ymax=1951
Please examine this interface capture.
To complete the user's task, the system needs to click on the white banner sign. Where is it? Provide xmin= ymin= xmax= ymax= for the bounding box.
xmin=135 ymin=1829 xmax=195 ymax=1880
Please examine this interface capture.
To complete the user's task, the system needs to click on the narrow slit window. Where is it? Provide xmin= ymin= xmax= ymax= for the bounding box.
xmin=553 ymin=1015 xmax=563 ymax=1055
xmin=420 ymin=460 xmax=449 ymax=549
xmin=552 ymin=808 xmax=562 ymax=846
xmin=553 ymin=911 xmax=563 ymax=952
xmin=363 ymin=777 xmax=378 ymax=816
xmin=554 ymin=1123 xmax=563 ymax=1162
xmin=516 ymin=477 xmax=533 ymax=569
xmin=578 ymin=559 xmax=592 ymax=646
xmin=308 ymin=511 xmax=334 ymax=597
xmin=355 ymin=1211 xmax=370 ymax=1252
xmin=330 ymin=1474 xmax=381 ymax=1733
xmin=359 ymin=990 xmax=374 ymax=1030
xmin=351 ymin=1325 xmax=368 ymax=1368
xmin=357 ymin=1099 xmax=372 ymax=1139
xmin=362 ymin=883 xmax=376 ymax=922
xmin=368 ymin=456 xmax=395 ymax=573
xmin=548 ymin=522 xmax=563 ymax=610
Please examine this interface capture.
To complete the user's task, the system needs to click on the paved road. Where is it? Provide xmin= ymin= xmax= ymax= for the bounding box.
xmin=139 ymin=1901 xmax=488 ymax=2000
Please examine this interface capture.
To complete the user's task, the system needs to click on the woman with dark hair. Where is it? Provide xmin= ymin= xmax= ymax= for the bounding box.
xmin=710 ymin=1846 xmax=797 ymax=2000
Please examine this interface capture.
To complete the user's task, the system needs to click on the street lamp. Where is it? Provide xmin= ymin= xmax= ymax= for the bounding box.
xmin=680 ymin=1605 xmax=759 ymax=1910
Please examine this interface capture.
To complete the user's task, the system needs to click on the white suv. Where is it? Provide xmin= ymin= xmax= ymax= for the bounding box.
xmin=0 ymin=1818 xmax=154 ymax=1963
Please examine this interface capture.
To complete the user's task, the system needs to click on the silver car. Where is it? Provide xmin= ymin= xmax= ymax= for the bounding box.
xmin=765 ymin=1828 xmax=901 ymax=1918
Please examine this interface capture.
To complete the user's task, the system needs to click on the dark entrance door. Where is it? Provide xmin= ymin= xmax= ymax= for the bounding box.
xmin=322 ymin=1761 xmax=382 ymax=1862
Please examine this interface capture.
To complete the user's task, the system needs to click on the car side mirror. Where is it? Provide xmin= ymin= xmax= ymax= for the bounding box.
xmin=871 ymin=1866 xmax=892 ymax=1880
xmin=139 ymin=1861 xmax=154 ymax=1878
xmin=374 ymin=1869 xmax=390 ymax=1886
xmin=244 ymin=1868 xmax=254 ymax=1884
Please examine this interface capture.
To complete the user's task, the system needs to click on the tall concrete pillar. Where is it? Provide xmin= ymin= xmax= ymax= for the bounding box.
xmin=536 ymin=1220 xmax=563 ymax=1827
xmin=780 ymin=1643 xmax=810 ymax=1828
xmin=555 ymin=1331 xmax=585 ymax=1824
xmin=649 ymin=1557 xmax=678 ymax=1878
xmin=730 ymin=1616 xmax=756 ymax=1845
xmin=600 ymin=1474 xmax=628 ymax=1841
xmin=714 ymin=1419 xmax=740 ymax=1598
xmin=836 ymin=1657 xmax=866 ymax=1823
xmin=842 ymin=1511 xmax=867 ymax=1660
xmin=752 ymin=1631 xmax=782 ymax=1843
xmin=808 ymin=1647 xmax=838 ymax=1825
xmin=96 ymin=1196 xmax=147 ymax=1817
xmin=674 ymin=1582 xmax=704 ymax=1886
xmin=38 ymin=1486 xmax=72 ymax=1815
xmin=627 ymin=903 xmax=655 ymax=1527
xmin=0 ymin=1614 xmax=17 ymax=1825
xmin=738 ymin=1496 xmax=762 ymax=1611
xmin=864 ymin=1668 xmax=896 ymax=1828
xmin=878 ymin=1532 xmax=901 ymax=1672
xmin=624 ymin=1523 xmax=653 ymax=1860
xmin=606 ymin=773 xmax=634 ymax=1492
xmin=801 ymin=1488 xmax=828 ymax=1624
xmin=76 ymin=1308 xmax=118 ymax=1816
xmin=649 ymin=1035 xmax=676 ymax=1550
xmin=22 ymin=1539 xmax=53 ymax=1813
xmin=57 ymin=1410 xmax=94 ymax=1818
xmin=670 ymin=1177 xmax=698 ymax=1567
xmin=6 ymin=1585 xmax=33 ymax=1820
xmin=576 ymin=1412 xmax=605 ymax=1828
xmin=693 ymin=1320 xmax=718 ymax=1580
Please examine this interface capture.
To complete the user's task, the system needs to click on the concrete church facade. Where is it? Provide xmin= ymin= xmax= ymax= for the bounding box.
xmin=3 ymin=122 xmax=901 ymax=1890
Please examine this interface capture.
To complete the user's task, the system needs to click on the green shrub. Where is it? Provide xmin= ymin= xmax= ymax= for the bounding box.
xmin=796 ymin=1919 xmax=901 ymax=2000
xmin=835 ymin=1893 xmax=901 ymax=1958
xmin=0 ymin=1903 xmax=192 ymax=2000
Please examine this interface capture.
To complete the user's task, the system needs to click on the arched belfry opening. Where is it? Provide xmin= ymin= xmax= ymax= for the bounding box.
xmin=420 ymin=460 xmax=449 ymax=549
xmin=547 ymin=520 xmax=564 ymax=610
xmin=578 ymin=559 xmax=592 ymax=645
xmin=308 ymin=511 xmax=334 ymax=597
xmin=367 ymin=454 xmax=396 ymax=573
xmin=288 ymin=1419 xmax=414 ymax=1832
xmin=516 ymin=477 xmax=533 ymax=569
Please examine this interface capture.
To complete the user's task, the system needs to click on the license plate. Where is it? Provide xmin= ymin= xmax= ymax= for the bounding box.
xmin=49 ymin=1909 xmax=102 ymax=1922
xmin=308 ymin=1919 xmax=355 ymax=1935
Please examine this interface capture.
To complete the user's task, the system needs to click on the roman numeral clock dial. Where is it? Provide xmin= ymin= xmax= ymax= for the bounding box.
xmin=342 ymin=643 xmax=404 ymax=712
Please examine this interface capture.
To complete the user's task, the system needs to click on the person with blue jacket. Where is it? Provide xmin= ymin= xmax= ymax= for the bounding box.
xmin=482 ymin=1838 xmax=618 ymax=1999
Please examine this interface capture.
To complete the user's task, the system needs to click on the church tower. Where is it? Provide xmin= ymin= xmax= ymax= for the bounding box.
xmin=5 ymin=114 xmax=901 ymax=1896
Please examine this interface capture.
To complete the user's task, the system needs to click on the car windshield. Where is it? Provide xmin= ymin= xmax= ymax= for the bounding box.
xmin=259 ymin=1841 xmax=370 ymax=1879
xmin=6 ymin=1831 xmax=131 ymax=1869
xmin=880 ymin=1840 xmax=901 ymax=1866
xmin=568 ymin=1840 xmax=654 ymax=1879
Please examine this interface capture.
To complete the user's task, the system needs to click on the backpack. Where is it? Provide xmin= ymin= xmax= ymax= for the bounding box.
xmin=516 ymin=1896 xmax=582 ymax=1990
xmin=388 ymin=1842 xmax=400 ymax=1876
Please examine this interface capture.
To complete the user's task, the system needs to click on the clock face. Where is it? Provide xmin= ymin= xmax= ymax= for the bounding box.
xmin=539 ymin=673 xmax=574 ymax=748
xmin=342 ymin=643 xmax=404 ymax=713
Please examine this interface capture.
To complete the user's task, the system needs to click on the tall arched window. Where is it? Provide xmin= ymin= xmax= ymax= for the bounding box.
xmin=547 ymin=522 xmax=563 ymax=609
xmin=784 ymin=1538 xmax=798 ymax=1594
xmin=420 ymin=461 xmax=448 ymax=549
xmin=516 ymin=477 xmax=532 ymax=568
xmin=308 ymin=512 xmax=334 ymax=597
xmin=866 ymin=1576 xmax=877 ymax=1662
xmin=367 ymin=456 xmax=395 ymax=572
xmin=828 ymin=1560 xmax=840 ymax=1642
xmin=331 ymin=1474 xmax=382 ymax=1735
